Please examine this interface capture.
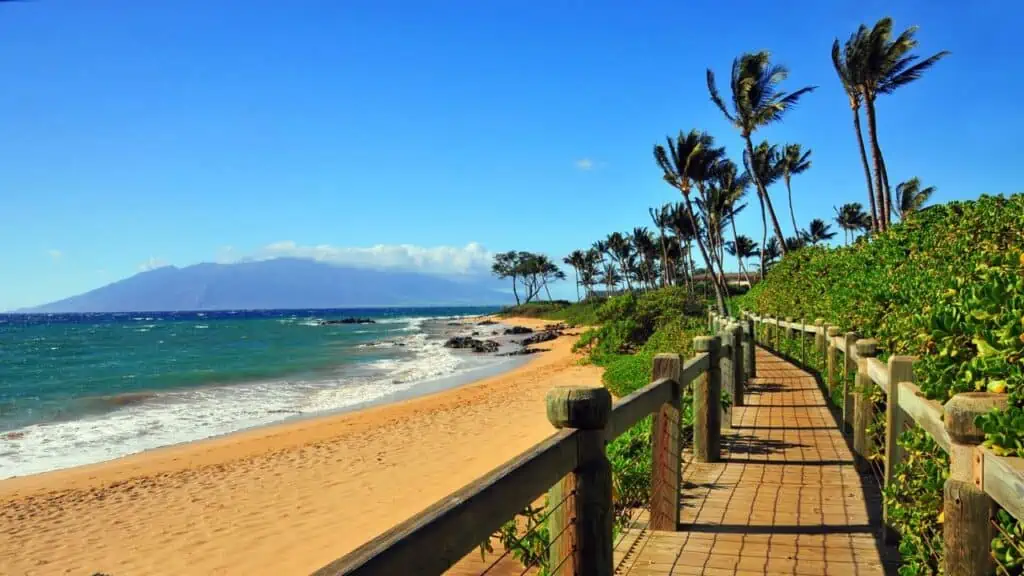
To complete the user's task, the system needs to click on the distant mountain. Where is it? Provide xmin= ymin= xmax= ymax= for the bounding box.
xmin=19 ymin=258 xmax=512 ymax=313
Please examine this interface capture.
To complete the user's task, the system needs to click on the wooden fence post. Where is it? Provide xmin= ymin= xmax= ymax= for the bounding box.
xmin=693 ymin=336 xmax=721 ymax=463
xmin=650 ymin=354 xmax=682 ymax=531
xmin=743 ymin=318 xmax=756 ymax=380
xmin=719 ymin=323 xmax=740 ymax=427
xmin=546 ymin=387 xmax=613 ymax=576
xmin=707 ymin=310 xmax=714 ymax=332
xmin=774 ymin=317 xmax=782 ymax=351
xmin=942 ymin=393 xmax=1008 ymax=576
xmin=842 ymin=332 xmax=858 ymax=433
xmin=728 ymin=323 xmax=744 ymax=408
xmin=883 ymin=355 xmax=914 ymax=543
xmin=799 ymin=319 xmax=807 ymax=365
xmin=826 ymin=327 xmax=840 ymax=395
xmin=852 ymin=339 xmax=878 ymax=470
xmin=814 ymin=319 xmax=825 ymax=370
xmin=784 ymin=317 xmax=794 ymax=343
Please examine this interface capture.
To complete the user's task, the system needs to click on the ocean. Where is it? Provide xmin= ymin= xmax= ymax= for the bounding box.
xmin=0 ymin=307 xmax=518 ymax=479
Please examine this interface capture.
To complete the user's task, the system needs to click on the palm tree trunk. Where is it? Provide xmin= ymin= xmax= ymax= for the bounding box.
xmin=743 ymin=136 xmax=788 ymax=254
xmin=729 ymin=211 xmax=752 ymax=286
xmin=755 ymin=188 xmax=768 ymax=280
xmin=863 ymin=96 xmax=888 ymax=232
xmin=511 ymin=276 xmax=520 ymax=306
xmin=658 ymin=230 xmax=669 ymax=287
xmin=681 ymin=195 xmax=727 ymax=314
xmin=574 ymin=268 xmax=580 ymax=302
xmin=851 ymin=105 xmax=878 ymax=233
xmin=786 ymin=176 xmax=800 ymax=236
xmin=878 ymin=149 xmax=892 ymax=226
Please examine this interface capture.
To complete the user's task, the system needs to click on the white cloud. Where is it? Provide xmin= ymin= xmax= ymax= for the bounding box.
xmin=215 ymin=245 xmax=236 ymax=263
xmin=575 ymin=158 xmax=595 ymax=171
xmin=47 ymin=249 xmax=63 ymax=261
xmin=139 ymin=256 xmax=170 ymax=271
xmin=251 ymin=241 xmax=494 ymax=276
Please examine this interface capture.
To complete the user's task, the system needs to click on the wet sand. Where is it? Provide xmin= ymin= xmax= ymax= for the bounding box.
xmin=0 ymin=317 xmax=602 ymax=576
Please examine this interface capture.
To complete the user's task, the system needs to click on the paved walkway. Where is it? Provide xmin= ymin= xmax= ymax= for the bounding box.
xmin=613 ymin=348 xmax=899 ymax=576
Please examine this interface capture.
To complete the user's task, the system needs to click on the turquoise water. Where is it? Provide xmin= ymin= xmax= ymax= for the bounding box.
xmin=0 ymin=307 xmax=500 ymax=477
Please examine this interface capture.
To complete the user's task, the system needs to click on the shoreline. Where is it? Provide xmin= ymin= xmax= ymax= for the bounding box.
xmin=0 ymin=312 xmax=521 ymax=480
xmin=0 ymin=316 xmax=602 ymax=576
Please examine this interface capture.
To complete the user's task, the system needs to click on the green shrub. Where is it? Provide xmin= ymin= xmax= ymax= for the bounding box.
xmin=500 ymin=298 xmax=603 ymax=327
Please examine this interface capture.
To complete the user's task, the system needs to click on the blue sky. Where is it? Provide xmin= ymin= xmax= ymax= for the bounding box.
xmin=1 ymin=1 xmax=1021 ymax=310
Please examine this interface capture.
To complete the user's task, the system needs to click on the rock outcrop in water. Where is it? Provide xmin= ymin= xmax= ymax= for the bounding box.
xmin=320 ymin=318 xmax=376 ymax=325
xmin=443 ymin=336 xmax=500 ymax=353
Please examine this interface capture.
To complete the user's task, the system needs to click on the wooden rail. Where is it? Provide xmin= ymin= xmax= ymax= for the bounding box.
xmin=316 ymin=319 xmax=751 ymax=576
xmin=737 ymin=310 xmax=1024 ymax=576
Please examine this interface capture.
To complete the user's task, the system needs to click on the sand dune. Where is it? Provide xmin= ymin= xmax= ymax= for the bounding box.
xmin=0 ymin=317 xmax=601 ymax=576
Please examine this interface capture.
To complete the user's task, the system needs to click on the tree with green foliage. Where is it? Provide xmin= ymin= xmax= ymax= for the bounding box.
xmin=838 ymin=18 xmax=949 ymax=229
xmin=562 ymin=250 xmax=587 ymax=302
xmin=832 ymin=36 xmax=879 ymax=232
xmin=707 ymin=51 xmax=816 ymax=256
xmin=725 ymin=235 xmax=758 ymax=284
xmin=894 ymin=177 xmax=937 ymax=220
xmin=654 ymin=130 xmax=729 ymax=313
xmin=747 ymin=141 xmax=784 ymax=276
xmin=803 ymin=218 xmax=837 ymax=245
xmin=649 ymin=204 xmax=673 ymax=287
xmin=833 ymin=202 xmax=871 ymax=245
xmin=491 ymin=251 xmax=522 ymax=305
xmin=780 ymin=143 xmax=812 ymax=236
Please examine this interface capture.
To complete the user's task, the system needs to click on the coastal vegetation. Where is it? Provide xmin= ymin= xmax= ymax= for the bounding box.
xmin=486 ymin=14 xmax=1024 ymax=576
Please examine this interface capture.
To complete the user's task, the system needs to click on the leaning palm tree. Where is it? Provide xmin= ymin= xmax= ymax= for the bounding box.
xmin=713 ymin=159 xmax=751 ymax=285
xmin=894 ymin=177 xmax=937 ymax=220
xmin=654 ymin=130 xmax=729 ymax=313
xmin=747 ymin=141 xmax=784 ymax=276
xmin=780 ymin=144 xmax=812 ymax=236
xmin=803 ymin=218 xmax=837 ymax=246
xmin=725 ymin=235 xmax=758 ymax=284
xmin=562 ymin=250 xmax=587 ymax=302
xmin=649 ymin=204 xmax=674 ymax=286
xmin=846 ymin=18 xmax=950 ymax=229
xmin=707 ymin=51 xmax=816 ymax=256
xmin=668 ymin=202 xmax=697 ymax=292
xmin=832 ymin=36 xmax=878 ymax=232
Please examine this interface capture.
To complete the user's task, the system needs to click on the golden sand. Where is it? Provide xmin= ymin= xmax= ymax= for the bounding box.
xmin=0 ymin=317 xmax=601 ymax=576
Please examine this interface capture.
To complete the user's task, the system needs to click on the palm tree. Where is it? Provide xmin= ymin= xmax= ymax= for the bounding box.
xmin=580 ymin=249 xmax=602 ymax=298
xmin=833 ymin=202 xmax=870 ymax=245
xmin=803 ymin=218 xmax=837 ymax=245
xmin=631 ymin=227 xmax=658 ymax=290
xmin=780 ymin=144 xmax=812 ymax=236
xmin=725 ymin=235 xmax=758 ymax=284
xmin=606 ymin=232 xmax=634 ymax=291
xmin=600 ymin=261 xmax=621 ymax=294
xmin=654 ymin=130 xmax=729 ymax=313
xmin=747 ymin=141 xmax=784 ymax=276
xmin=668 ymin=202 xmax=697 ymax=292
xmin=713 ymin=160 xmax=751 ymax=285
xmin=562 ymin=250 xmax=587 ymax=302
xmin=649 ymin=204 xmax=673 ymax=286
xmin=707 ymin=51 xmax=816 ymax=256
xmin=845 ymin=18 xmax=950 ymax=229
xmin=762 ymin=237 xmax=782 ymax=269
xmin=894 ymin=177 xmax=936 ymax=220
xmin=832 ymin=36 xmax=879 ymax=232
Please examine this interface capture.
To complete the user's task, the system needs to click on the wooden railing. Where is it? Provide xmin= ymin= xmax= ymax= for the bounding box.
xmin=727 ymin=310 xmax=1024 ymax=576
xmin=313 ymin=319 xmax=756 ymax=576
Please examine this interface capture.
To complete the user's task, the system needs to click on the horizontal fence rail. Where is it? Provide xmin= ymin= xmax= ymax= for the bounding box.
xmin=739 ymin=310 xmax=1024 ymax=576
xmin=316 ymin=319 xmax=753 ymax=576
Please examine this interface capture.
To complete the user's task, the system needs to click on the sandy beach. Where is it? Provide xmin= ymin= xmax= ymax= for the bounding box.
xmin=0 ymin=317 xmax=602 ymax=576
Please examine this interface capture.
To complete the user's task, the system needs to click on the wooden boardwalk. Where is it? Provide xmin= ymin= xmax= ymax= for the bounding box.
xmin=613 ymin=348 xmax=899 ymax=576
